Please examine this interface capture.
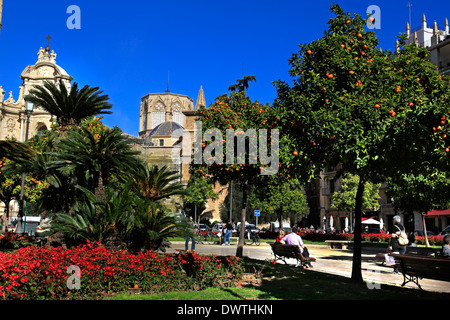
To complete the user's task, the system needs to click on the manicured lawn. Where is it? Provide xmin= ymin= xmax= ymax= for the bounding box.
xmin=107 ymin=257 xmax=450 ymax=300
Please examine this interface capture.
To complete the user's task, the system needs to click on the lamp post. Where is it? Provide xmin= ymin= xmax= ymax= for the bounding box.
xmin=17 ymin=98 xmax=34 ymax=234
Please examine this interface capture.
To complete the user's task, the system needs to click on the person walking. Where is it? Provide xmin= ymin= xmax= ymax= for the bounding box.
xmin=183 ymin=217 xmax=196 ymax=252
xmin=223 ymin=222 xmax=232 ymax=245
xmin=388 ymin=215 xmax=407 ymax=273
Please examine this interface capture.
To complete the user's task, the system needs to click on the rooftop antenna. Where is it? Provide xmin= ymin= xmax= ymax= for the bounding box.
xmin=165 ymin=71 xmax=170 ymax=93
xmin=407 ymin=2 xmax=412 ymax=29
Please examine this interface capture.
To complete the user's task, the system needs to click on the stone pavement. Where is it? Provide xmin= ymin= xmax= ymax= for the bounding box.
xmin=165 ymin=241 xmax=450 ymax=294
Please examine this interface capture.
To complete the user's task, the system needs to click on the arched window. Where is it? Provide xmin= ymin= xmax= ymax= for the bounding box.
xmin=151 ymin=102 xmax=165 ymax=129
xmin=172 ymin=103 xmax=184 ymax=126
xmin=36 ymin=124 xmax=48 ymax=136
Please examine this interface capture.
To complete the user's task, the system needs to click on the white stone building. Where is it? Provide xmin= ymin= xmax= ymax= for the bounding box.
xmin=0 ymin=45 xmax=72 ymax=141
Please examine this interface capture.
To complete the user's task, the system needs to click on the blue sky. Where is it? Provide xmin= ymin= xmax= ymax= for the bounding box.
xmin=1 ymin=0 xmax=449 ymax=136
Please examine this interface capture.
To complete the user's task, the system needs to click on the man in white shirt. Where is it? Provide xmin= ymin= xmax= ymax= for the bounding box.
xmin=281 ymin=227 xmax=313 ymax=268
xmin=281 ymin=228 xmax=305 ymax=253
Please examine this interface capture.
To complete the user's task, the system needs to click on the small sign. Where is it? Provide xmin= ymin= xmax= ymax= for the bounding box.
xmin=254 ymin=210 xmax=260 ymax=217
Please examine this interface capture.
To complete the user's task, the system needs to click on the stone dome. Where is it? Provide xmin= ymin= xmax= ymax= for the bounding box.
xmin=149 ymin=121 xmax=184 ymax=137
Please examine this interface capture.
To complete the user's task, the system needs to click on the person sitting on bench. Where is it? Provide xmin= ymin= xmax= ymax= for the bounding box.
xmin=280 ymin=227 xmax=313 ymax=269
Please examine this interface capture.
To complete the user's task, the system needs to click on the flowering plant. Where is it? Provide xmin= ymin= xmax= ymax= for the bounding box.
xmin=0 ymin=232 xmax=37 ymax=250
xmin=0 ymin=242 xmax=244 ymax=300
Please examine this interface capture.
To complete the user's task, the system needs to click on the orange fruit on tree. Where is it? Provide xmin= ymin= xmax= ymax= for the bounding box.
xmin=307 ymin=50 xmax=312 ymax=55
xmin=293 ymin=151 xmax=298 ymax=156
xmin=349 ymin=70 xmax=355 ymax=75
xmin=375 ymin=104 xmax=380 ymax=109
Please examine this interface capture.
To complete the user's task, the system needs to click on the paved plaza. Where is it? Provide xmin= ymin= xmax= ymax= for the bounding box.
xmin=165 ymin=241 xmax=450 ymax=294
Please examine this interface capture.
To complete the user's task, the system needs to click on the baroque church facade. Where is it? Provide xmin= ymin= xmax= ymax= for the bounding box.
xmin=0 ymin=45 xmax=72 ymax=141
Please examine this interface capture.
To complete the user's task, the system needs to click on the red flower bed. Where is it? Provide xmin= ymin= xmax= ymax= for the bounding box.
xmin=298 ymin=231 xmax=443 ymax=246
xmin=0 ymin=242 xmax=243 ymax=300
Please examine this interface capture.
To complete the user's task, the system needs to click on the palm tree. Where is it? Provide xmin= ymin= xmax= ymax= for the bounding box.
xmin=26 ymin=81 xmax=112 ymax=133
xmin=51 ymin=126 xmax=141 ymax=200
xmin=228 ymin=75 xmax=256 ymax=92
xmin=131 ymin=163 xmax=187 ymax=202
xmin=50 ymin=184 xmax=137 ymax=249
xmin=129 ymin=200 xmax=181 ymax=252
xmin=0 ymin=140 xmax=32 ymax=159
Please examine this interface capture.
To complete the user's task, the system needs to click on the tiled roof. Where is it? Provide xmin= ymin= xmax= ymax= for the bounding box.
xmin=149 ymin=121 xmax=184 ymax=137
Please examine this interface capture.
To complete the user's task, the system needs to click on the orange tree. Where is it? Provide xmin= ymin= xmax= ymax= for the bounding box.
xmin=274 ymin=4 xmax=450 ymax=282
xmin=192 ymin=78 xmax=278 ymax=257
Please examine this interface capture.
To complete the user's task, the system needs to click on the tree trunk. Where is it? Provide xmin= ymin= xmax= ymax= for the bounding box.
xmin=351 ymin=175 xmax=365 ymax=283
xmin=1 ymin=199 xmax=10 ymax=233
xmin=422 ymin=213 xmax=430 ymax=248
xmin=236 ymin=180 xmax=248 ymax=258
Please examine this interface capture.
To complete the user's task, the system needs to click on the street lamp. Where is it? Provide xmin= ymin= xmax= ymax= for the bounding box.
xmin=17 ymin=97 xmax=34 ymax=234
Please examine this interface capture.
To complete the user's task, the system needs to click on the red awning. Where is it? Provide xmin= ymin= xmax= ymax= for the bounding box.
xmin=425 ymin=209 xmax=450 ymax=216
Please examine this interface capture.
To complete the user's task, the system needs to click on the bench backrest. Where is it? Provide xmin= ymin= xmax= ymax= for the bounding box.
xmin=390 ymin=254 xmax=450 ymax=282
xmin=405 ymin=246 xmax=436 ymax=256
xmin=269 ymin=242 xmax=302 ymax=259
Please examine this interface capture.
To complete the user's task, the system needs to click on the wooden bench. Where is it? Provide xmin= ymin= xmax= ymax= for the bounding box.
xmin=404 ymin=246 xmax=437 ymax=256
xmin=268 ymin=242 xmax=316 ymax=268
xmin=375 ymin=246 xmax=437 ymax=265
xmin=389 ymin=253 xmax=450 ymax=289
xmin=325 ymin=240 xmax=351 ymax=250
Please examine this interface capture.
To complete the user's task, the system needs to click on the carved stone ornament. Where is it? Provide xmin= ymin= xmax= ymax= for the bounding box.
xmin=7 ymin=118 xmax=15 ymax=132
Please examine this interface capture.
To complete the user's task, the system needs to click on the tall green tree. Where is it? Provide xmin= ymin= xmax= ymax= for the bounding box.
xmin=184 ymin=174 xmax=218 ymax=224
xmin=248 ymin=177 xmax=309 ymax=226
xmin=386 ymin=170 xmax=450 ymax=246
xmin=194 ymin=77 xmax=278 ymax=257
xmin=330 ymin=173 xmax=380 ymax=213
xmin=26 ymin=81 xmax=112 ymax=133
xmin=274 ymin=4 xmax=450 ymax=282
